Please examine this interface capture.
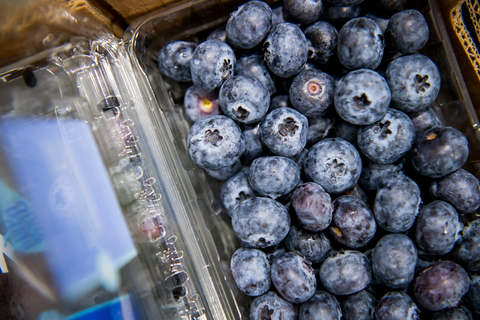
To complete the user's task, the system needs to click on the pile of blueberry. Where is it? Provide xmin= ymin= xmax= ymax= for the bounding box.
xmin=157 ymin=0 xmax=480 ymax=319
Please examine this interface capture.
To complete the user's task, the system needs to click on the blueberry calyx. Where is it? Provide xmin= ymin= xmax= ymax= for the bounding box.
xmin=263 ymin=41 xmax=272 ymax=60
xmin=220 ymin=59 xmax=233 ymax=78
xmin=308 ymin=81 xmax=322 ymax=95
xmin=414 ymin=74 xmax=431 ymax=93
xmin=374 ymin=120 xmax=393 ymax=139
xmin=353 ymin=93 xmax=371 ymax=109
xmin=232 ymin=106 xmax=251 ymax=120
xmin=236 ymin=191 xmax=251 ymax=203
xmin=261 ymin=306 xmax=274 ymax=320
xmin=205 ymin=129 xmax=223 ymax=146
xmin=278 ymin=117 xmax=299 ymax=137
xmin=325 ymin=158 xmax=346 ymax=180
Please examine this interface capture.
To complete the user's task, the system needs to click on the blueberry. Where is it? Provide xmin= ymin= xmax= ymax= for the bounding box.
xmin=365 ymin=12 xmax=389 ymax=34
xmin=221 ymin=169 xmax=257 ymax=217
xmin=205 ymin=159 xmax=241 ymax=181
xmin=334 ymin=69 xmax=391 ymax=126
xmin=357 ymin=109 xmax=416 ymax=164
xmin=320 ymin=5 xmax=362 ymax=23
xmin=207 ymin=27 xmax=227 ymax=42
xmin=269 ymin=95 xmax=290 ymax=111
xmin=374 ymin=173 xmax=420 ymax=232
xmin=260 ymin=107 xmax=308 ymax=157
xmin=307 ymin=116 xmax=335 ymax=146
xmin=464 ymin=274 xmax=480 ymax=317
xmin=386 ymin=54 xmax=441 ymax=113
xmin=432 ymin=305 xmax=473 ymax=320
xmin=226 ymin=1 xmax=272 ymax=49
xmin=413 ymin=261 xmax=470 ymax=311
xmin=271 ymin=252 xmax=316 ymax=303
xmin=264 ymin=243 xmax=286 ymax=265
xmin=337 ymin=18 xmax=385 ymax=70
xmin=187 ymin=115 xmax=245 ymax=170
xmin=342 ymin=184 xmax=369 ymax=203
xmin=410 ymin=126 xmax=469 ymax=178
xmin=250 ymin=291 xmax=298 ymax=320
xmin=284 ymin=0 xmax=324 ymax=24
xmin=415 ymin=200 xmax=463 ymax=255
xmin=375 ymin=291 xmax=420 ymax=320
xmin=291 ymin=182 xmax=333 ymax=232
xmin=272 ymin=6 xmax=287 ymax=26
xmin=330 ymin=195 xmax=376 ymax=248
xmin=264 ymin=23 xmax=309 ymax=78
xmin=305 ymin=21 xmax=338 ymax=65
xmin=341 ymin=290 xmax=376 ymax=320
xmin=332 ymin=119 xmax=359 ymax=147
xmin=219 ymin=75 xmax=270 ymax=124
xmin=183 ymin=85 xmax=221 ymax=123
xmin=452 ymin=219 xmax=480 ymax=272
xmin=157 ymin=41 xmax=197 ymax=82
xmin=326 ymin=0 xmax=364 ymax=6
xmin=377 ymin=0 xmax=407 ymax=12
xmin=385 ymin=10 xmax=429 ymax=54
xmin=372 ymin=234 xmax=418 ymax=288
xmin=232 ymin=197 xmax=290 ymax=248
xmin=409 ymin=107 xmax=443 ymax=136
xmin=298 ymin=291 xmax=342 ymax=320
xmin=359 ymin=159 xmax=405 ymax=192
xmin=242 ymin=123 xmax=267 ymax=162
xmin=431 ymin=169 xmax=480 ymax=213
xmin=236 ymin=54 xmax=276 ymax=96
xmin=249 ymin=156 xmax=301 ymax=199
xmin=289 ymin=69 xmax=335 ymax=117
xmin=285 ymin=225 xmax=332 ymax=264
xmin=190 ymin=39 xmax=236 ymax=91
xmin=319 ymin=250 xmax=372 ymax=295
xmin=230 ymin=248 xmax=271 ymax=296
xmin=304 ymin=138 xmax=362 ymax=194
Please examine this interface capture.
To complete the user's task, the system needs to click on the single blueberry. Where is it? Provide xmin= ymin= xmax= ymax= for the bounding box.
xmin=432 ymin=305 xmax=474 ymax=320
xmin=190 ymin=39 xmax=236 ymax=91
xmin=271 ymin=252 xmax=316 ymax=304
xmin=250 ymin=291 xmax=298 ymax=320
xmin=260 ymin=107 xmax=308 ymax=157
xmin=372 ymin=234 xmax=418 ymax=288
xmin=332 ymin=119 xmax=359 ymax=147
xmin=320 ymin=5 xmax=362 ymax=23
xmin=242 ymin=122 xmax=267 ymax=162
xmin=284 ymin=0 xmax=324 ymax=24
xmin=205 ymin=159 xmax=241 ymax=181
xmin=249 ymin=156 xmax=301 ymax=199
xmin=365 ymin=12 xmax=389 ymax=34
xmin=304 ymin=138 xmax=362 ymax=194
xmin=264 ymin=23 xmax=309 ymax=78
xmin=359 ymin=158 xmax=405 ymax=192
xmin=207 ymin=27 xmax=227 ymax=42
xmin=264 ymin=243 xmax=286 ymax=265
xmin=452 ymin=219 xmax=480 ymax=272
xmin=157 ymin=41 xmax=197 ymax=82
xmin=431 ymin=169 xmax=480 ymax=213
xmin=187 ymin=115 xmax=245 ymax=170
xmin=272 ymin=6 xmax=287 ymax=26
xmin=291 ymin=182 xmax=333 ymax=232
xmin=374 ymin=173 xmax=421 ymax=233
xmin=183 ymin=85 xmax=221 ymax=123
xmin=289 ymin=69 xmax=335 ymax=117
xmin=337 ymin=17 xmax=385 ymax=70
xmin=226 ymin=1 xmax=272 ymax=49
xmin=236 ymin=54 xmax=276 ymax=96
xmin=326 ymin=0 xmax=364 ymax=6
xmin=334 ymin=69 xmax=391 ymax=126
xmin=298 ymin=291 xmax=342 ymax=320
xmin=375 ymin=291 xmax=420 ymax=320
xmin=409 ymin=106 xmax=443 ymax=136
xmin=230 ymin=247 xmax=271 ymax=296
xmin=464 ymin=274 xmax=480 ymax=317
xmin=269 ymin=95 xmax=290 ymax=112
xmin=410 ymin=126 xmax=469 ymax=178
xmin=305 ymin=21 xmax=338 ymax=65
xmin=341 ymin=290 xmax=376 ymax=320
xmin=307 ymin=116 xmax=335 ymax=147
xmin=377 ymin=0 xmax=407 ymax=12
xmin=219 ymin=75 xmax=270 ymax=124
xmin=221 ymin=169 xmax=257 ymax=217
xmin=232 ymin=197 xmax=290 ymax=248
xmin=329 ymin=196 xmax=376 ymax=248
xmin=413 ymin=261 xmax=470 ymax=311
xmin=341 ymin=184 xmax=369 ymax=203
xmin=319 ymin=250 xmax=372 ymax=295
xmin=386 ymin=54 xmax=441 ymax=113
xmin=285 ymin=225 xmax=332 ymax=264
xmin=415 ymin=200 xmax=463 ymax=256
xmin=357 ymin=108 xmax=416 ymax=164
xmin=385 ymin=9 xmax=429 ymax=54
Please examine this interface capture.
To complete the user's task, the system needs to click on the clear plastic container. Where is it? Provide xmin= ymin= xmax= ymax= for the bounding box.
xmin=0 ymin=0 xmax=479 ymax=319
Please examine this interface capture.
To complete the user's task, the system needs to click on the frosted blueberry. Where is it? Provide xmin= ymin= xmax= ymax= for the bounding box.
xmin=221 ymin=169 xmax=257 ymax=217
xmin=250 ymin=292 xmax=298 ymax=320
xmin=157 ymin=41 xmax=197 ymax=82
xmin=230 ymin=248 xmax=271 ymax=296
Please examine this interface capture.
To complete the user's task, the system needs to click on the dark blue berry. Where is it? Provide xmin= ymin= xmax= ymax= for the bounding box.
xmin=365 ymin=12 xmax=389 ymax=33
xmin=232 ymin=197 xmax=290 ymax=248
xmin=452 ymin=219 xmax=480 ymax=272
xmin=409 ymin=107 xmax=442 ymax=136
xmin=236 ymin=54 xmax=276 ymax=96
xmin=385 ymin=10 xmax=429 ymax=54
xmin=464 ymin=274 xmax=480 ymax=317
xmin=271 ymin=252 xmax=316 ymax=303
xmin=157 ymin=41 xmax=197 ymax=82
xmin=221 ymin=169 xmax=257 ymax=217
xmin=305 ymin=21 xmax=338 ymax=65
xmin=205 ymin=159 xmax=241 ymax=180
xmin=375 ymin=291 xmax=420 ymax=320
xmin=207 ymin=27 xmax=227 ymax=42
xmin=250 ymin=291 xmax=298 ymax=320
xmin=307 ymin=116 xmax=335 ymax=146
xmin=320 ymin=5 xmax=362 ymax=23
xmin=269 ymin=95 xmax=290 ymax=111
xmin=291 ymin=182 xmax=333 ymax=232
xmin=359 ymin=159 xmax=405 ymax=193
xmin=285 ymin=225 xmax=332 ymax=264
xmin=326 ymin=0 xmax=364 ymax=6
xmin=226 ymin=1 xmax=272 ymax=49
xmin=432 ymin=305 xmax=473 ymax=320
xmin=319 ymin=250 xmax=372 ymax=295
xmin=183 ymin=85 xmax=221 ymax=122
xmin=187 ymin=115 xmax=245 ymax=170
xmin=242 ymin=123 xmax=267 ymax=162
xmin=341 ymin=290 xmax=376 ymax=320
xmin=230 ymin=248 xmax=271 ymax=296
xmin=298 ymin=291 xmax=342 ymax=320
xmin=284 ymin=0 xmax=324 ymax=24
